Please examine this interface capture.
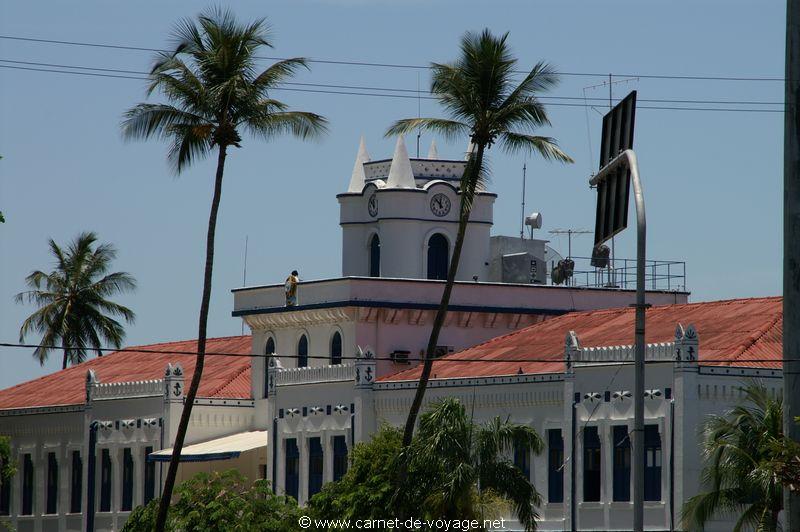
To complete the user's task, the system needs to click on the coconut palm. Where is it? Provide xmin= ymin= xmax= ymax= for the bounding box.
xmin=15 ymin=232 xmax=136 ymax=369
xmin=121 ymin=9 xmax=327 ymax=529
xmin=386 ymin=29 xmax=573 ymax=447
xmin=682 ymin=383 xmax=785 ymax=531
xmin=401 ymin=397 xmax=545 ymax=531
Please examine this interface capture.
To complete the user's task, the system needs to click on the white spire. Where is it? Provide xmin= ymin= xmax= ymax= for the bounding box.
xmin=465 ymin=138 xmax=476 ymax=160
xmin=347 ymin=135 xmax=370 ymax=193
xmin=427 ymin=139 xmax=439 ymax=160
xmin=386 ymin=136 xmax=416 ymax=188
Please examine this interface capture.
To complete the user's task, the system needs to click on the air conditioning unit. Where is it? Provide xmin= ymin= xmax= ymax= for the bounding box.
xmin=434 ymin=346 xmax=455 ymax=358
xmin=390 ymin=350 xmax=411 ymax=364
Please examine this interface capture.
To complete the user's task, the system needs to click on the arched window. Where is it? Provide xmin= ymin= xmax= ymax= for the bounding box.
xmin=427 ymin=233 xmax=449 ymax=280
xmin=297 ymin=335 xmax=308 ymax=368
xmin=330 ymin=331 xmax=343 ymax=365
xmin=263 ymin=337 xmax=275 ymax=398
xmin=369 ymin=234 xmax=381 ymax=277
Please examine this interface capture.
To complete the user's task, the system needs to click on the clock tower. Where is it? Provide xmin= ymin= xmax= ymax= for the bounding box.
xmin=337 ymin=136 xmax=495 ymax=281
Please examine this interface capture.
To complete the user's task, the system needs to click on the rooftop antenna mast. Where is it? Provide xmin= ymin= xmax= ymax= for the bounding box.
xmin=416 ymin=72 xmax=421 ymax=158
xmin=520 ymin=162 xmax=527 ymax=239
xmin=241 ymin=235 xmax=248 ymax=335
xmin=548 ymin=228 xmax=591 ymax=260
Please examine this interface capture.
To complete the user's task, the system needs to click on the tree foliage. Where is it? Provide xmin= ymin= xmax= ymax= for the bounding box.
xmin=122 ymin=470 xmax=302 ymax=532
xmin=309 ymin=398 xmax=544 ymax=531
xmin=309 ymin=424 xmax=403 ymax=524
xmin=681 ymin=382 xmax=786 ymax=532
xmin=15 ymin=231 xmax=136 ymax=369
xmin=0 ymin=436 xmax=15 ymax=483
xmin=122 ymin=9 xmax=326 ymax=528
xmin=121 ymin=7 xmax=327 ymax=174
xmin=385 ymin=29 xmax=572 ymax=449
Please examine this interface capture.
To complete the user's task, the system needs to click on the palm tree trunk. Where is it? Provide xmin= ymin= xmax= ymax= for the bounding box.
xmin=62 ymin=346 xmax=68 ymax=370
xmin=401 ymin=143 xmax=485 ymax=448
xmin=154 ymin=144 xmax=228 ymax=532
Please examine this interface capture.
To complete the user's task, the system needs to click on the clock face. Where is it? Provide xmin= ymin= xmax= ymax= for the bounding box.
xmin=430 ymin=193 xmax=451 ymax=217
xmin=367 ymin=193 xmax=378 ymax=217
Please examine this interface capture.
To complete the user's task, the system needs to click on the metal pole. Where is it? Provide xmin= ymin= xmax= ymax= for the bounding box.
xmin=784 ymin=1 xmax=800 ymax=528
xmin=630 ymin=151 xmax=647 ymax=532
xmin=589 ymin=149 xmax=646 ymax=532
xmin=521 ymin=163 xmax=527 ymax=239
xmin=86 ymin=422 xmax=98 ymax=532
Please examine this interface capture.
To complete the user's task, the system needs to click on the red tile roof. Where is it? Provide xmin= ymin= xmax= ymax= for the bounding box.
xmin=0 ymin=336 xmax=252 ymax=411
xmin=380 ymin=297 xmax=783 ymax=381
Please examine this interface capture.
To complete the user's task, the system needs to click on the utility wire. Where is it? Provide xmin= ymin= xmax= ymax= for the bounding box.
xmin=0 ymin=58 xmax=785 ymax=106
xmin=0 ymin=34 xmax=787 ymax=82
xmin=0 ymin=341 xmax=790 ymax=364
xmin=0 ymin=64 xmax=786 ymax=113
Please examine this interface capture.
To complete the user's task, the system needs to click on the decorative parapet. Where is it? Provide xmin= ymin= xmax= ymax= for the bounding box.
xmin=93 ymin=379 xmax=164 ymax=401
xmin=563 ymin=322 xmax=700 ymax=370
xmin=275 ymin=363 xmax=356 ymax=386
xmin=576 ymin=341 xmax=675 ymax=365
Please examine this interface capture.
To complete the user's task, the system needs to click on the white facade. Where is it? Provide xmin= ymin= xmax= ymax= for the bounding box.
xmin=0 ymin=364 xmax=261 ymax=532
xmin=263 ymin=324 xmax=783 ymax=532
xmin=0 ymin=135 xmax=704 ymax=532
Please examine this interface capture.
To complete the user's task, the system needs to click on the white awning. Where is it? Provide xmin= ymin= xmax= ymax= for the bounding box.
xmin=149 ymin=430 xmax=268 ymax=462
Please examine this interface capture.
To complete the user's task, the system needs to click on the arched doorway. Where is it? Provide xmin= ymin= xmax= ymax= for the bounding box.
xmin=427 ymin=233 xmax=449 ymax=280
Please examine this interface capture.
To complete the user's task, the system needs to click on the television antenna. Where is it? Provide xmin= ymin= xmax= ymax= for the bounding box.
xmin=548 ymin=228 xmax=591 ymax=259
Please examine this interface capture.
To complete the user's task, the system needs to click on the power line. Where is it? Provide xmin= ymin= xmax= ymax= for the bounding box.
xmin=0 ymin=64 xmax=786 ymax=113
xmin=0 ymin=34 xmax=787 ymax=82
xmin=0 ymin=58 xmax=785 ymax=106
xmin=0 ymin=341 xmax=791 ymax=364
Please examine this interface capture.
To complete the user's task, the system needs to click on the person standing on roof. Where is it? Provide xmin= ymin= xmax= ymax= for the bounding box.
xmin=285 ymin=270 xmax=299 ymax=306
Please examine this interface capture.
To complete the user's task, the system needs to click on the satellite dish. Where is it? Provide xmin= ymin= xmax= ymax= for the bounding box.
xmin=524 ymin=212 xmax=542 ymax=229
xmin=544 ymin=245 xmax=564 ymax=264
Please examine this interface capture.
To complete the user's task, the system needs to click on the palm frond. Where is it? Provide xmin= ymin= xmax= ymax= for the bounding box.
xmin=165 ymin=122 xmax=214 ymax=173
xmin=121 ymin=103 xmax=210 ymax=143
xmin=252 ymin=58 xmax=309 ymax=91
xmin=500 ymin=61 xmax=559 ymax=110
xmin=385 ymin=118 xmax=468 ymax=140
xmin=500 ymin=132 xmax=574 ymax=163
xmin=246 ymin=111 xmax=328 ymax=141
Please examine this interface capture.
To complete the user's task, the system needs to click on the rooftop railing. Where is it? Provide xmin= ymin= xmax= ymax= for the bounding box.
xmin=550 ymin=256 xmax=686 ymax=292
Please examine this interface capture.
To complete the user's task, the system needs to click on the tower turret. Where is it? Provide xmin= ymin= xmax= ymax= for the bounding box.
xmin=337 ymin=136 xmax=495 ymax=281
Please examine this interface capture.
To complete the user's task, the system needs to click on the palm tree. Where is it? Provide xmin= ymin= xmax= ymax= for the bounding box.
xmin=15 ymin=232 xmax=136 ymax=369
xmin=682 ymin=383 xmax=785 ymax=531
xmin=121 ymin=9 xmax=326 ymax=529
xmin=386 ymin=29 xmax=573 ymax=448
xmin=401 ymin=397 xmax=544 ymax=531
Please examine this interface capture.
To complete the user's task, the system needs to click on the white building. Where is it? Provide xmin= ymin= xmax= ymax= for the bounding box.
xmin=0 ymin=137 xmax=776 ymax=532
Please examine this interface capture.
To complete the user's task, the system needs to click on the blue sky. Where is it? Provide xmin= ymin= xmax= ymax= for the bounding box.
xmin=0 ymin=0 xmax=784 ymax=388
